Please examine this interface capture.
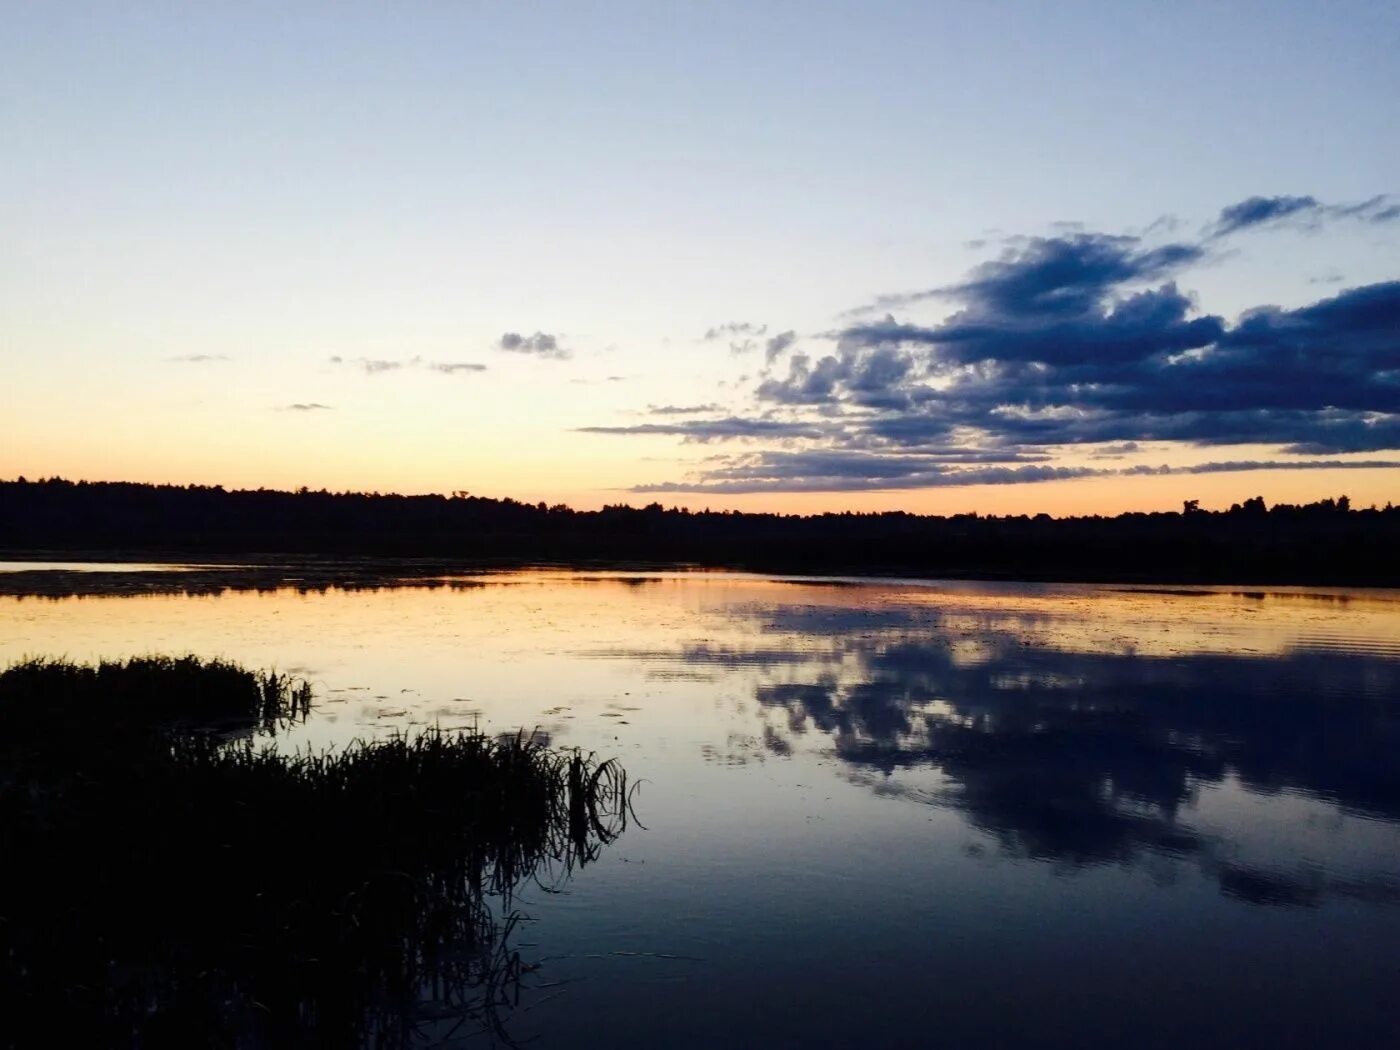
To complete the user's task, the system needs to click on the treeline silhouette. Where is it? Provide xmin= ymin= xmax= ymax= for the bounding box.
xmin=3 ymin=477 xmax=1399 ymax=584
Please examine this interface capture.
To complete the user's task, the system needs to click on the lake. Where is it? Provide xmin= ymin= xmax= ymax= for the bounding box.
xmin=3 ymin=567 xmax=1398 ymax=1048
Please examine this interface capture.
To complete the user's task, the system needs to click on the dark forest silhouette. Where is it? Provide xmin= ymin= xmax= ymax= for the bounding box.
xmin=2 ymin=476 xmax=1398 ymax=584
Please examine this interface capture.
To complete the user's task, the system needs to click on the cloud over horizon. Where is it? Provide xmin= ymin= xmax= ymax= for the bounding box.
xmin=584 ymin=195 xmax=1400 ymax=493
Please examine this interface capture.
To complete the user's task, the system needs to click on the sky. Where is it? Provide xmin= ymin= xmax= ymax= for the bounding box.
xmin=3 ymin=1 xmax=1398 ymax=515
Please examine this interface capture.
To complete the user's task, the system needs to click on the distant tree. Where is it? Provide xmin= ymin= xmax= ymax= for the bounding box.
xmin=1229 ymin=495 xmax=1267 ymax=516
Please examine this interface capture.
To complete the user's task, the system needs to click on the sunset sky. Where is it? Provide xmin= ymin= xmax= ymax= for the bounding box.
xmin=4 ymin=2 xmax=1398 ymax=514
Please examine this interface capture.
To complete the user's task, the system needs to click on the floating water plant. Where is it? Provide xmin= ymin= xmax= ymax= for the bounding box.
xmin=0 ymin=656 xmax=632 ymax=1048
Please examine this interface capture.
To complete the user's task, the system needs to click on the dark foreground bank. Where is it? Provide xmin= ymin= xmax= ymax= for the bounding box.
xmin=4 ymin=477 xmax=1400 ymax=584
xmin=0 ymin=656 xmax=632 ymax=1048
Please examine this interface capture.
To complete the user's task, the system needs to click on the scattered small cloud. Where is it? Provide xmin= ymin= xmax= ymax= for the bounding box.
xmin=1308 ymin=271 xmax=1345 ymax=285
xmin=702 ymin=321 xmax=767 ymax=342
xmin=330 ymin=355 xmax=406 ymax=374
xmin=281 ymin=402 xmax=333 ymax=412
xmin=329 ymin=355 xmax=486 ymax=375
xmin=498 ymin=331 xmax=571 ymax=360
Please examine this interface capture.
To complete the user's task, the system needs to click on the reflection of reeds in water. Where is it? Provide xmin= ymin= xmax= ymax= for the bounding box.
xmin=0 ymin=657 xmax=632 ymax=1048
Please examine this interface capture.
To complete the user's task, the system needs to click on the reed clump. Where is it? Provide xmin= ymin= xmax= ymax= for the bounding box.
xmin=0 ymin=656 xmax=631 ymax=1048
xmin=0 ymin=654 xmax=311 ymax=749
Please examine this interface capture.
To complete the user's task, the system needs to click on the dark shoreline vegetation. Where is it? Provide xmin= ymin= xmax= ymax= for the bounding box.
xmin=0 ymin=656 xmax=633 ymax=1048
xmin=4 ymin=477 xmax=1400 ymax=585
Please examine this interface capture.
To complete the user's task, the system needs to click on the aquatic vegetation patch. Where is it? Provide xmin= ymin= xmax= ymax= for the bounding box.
xmin=0 ymin=657 xmax=632 ymax=1048
xmin=0 ymin=654 xmax=311 ymax=739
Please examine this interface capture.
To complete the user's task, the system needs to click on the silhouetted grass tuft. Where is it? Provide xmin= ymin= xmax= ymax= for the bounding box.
xmin=0 ymin=653 xmax=311 ymax=739
xmin=0 ymin=656 xmax=632 ymax=1048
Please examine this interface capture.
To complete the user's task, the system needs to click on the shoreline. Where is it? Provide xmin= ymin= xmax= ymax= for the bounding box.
xmin=3 ymin=550 xmax=1399 ymax=597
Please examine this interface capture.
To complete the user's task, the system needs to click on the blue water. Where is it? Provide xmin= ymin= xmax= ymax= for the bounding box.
xmin=3 ymin=569 xmax=1397 ymax=1048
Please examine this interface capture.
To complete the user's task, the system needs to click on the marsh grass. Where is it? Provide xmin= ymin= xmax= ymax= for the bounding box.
xmin=0 ymin=657 xmax=632 ymax=1048
xmin=0 ymin=654 xmax=311 ymax=743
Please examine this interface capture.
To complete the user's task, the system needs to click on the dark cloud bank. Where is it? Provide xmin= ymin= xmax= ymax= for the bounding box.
xmin=589 ymin=194 xmax=1400 ymax=493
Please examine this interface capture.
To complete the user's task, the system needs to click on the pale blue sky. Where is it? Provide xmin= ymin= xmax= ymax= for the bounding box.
xmin=3 ymin=2 xmax=1397 ymax=511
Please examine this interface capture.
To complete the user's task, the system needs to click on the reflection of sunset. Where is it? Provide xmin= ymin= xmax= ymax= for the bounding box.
xmin=4 ymin=566 xmax=1400 ymax=1043
xmin=7 ymin=569 xmax=1400 ymax=665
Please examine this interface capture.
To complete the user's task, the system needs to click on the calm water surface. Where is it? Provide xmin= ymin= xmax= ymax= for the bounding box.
xmin=4 ymin=569 xmax=1399 ymax=1048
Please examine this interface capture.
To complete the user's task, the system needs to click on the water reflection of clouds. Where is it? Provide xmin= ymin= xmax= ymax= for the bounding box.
xmin=7 ymin=570 xmax=1399 ymax=914
xmin=747 ymin=591 xmax=1400 ymax=660
xmin=596 ymin=590 xmax=1400 ymax=907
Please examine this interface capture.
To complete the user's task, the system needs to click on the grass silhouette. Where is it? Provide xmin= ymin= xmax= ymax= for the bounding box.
xmin=0 ymin=657 xmax=631 ymax=1047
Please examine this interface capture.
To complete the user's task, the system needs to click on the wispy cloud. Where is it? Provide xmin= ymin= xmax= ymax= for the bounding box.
xmin=648 ymin=403 xmax=724 ymax=415
xmin=1207 ymin=193 xmax=1400 ymax=238
xmin=633 ymin=455 xmax=1400 ymax=494
xmin=702 ymin=321 xmax=767 ymax=341
xmin=281 ymin=402 xmax=333 ymax=412
xmin=167 ymin=354 xmax=229 ymax=363
xmin=329 ymin=355 xmax=486 ymax=375
xmin=579 ymin=417 xmax=825 ymax=441
xmin=703 ymin=321 xmax=772 ymax=356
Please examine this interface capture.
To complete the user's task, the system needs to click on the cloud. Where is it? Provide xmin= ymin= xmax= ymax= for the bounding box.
xmin=364 ymin=359 xmax=405 ymax=374
xmin=587 ymin=194 xmax=1400 ymax=492
xmin=1210 ymin=195 xmax=1321 ymax=237
xmin=702 ymin=322 xmax=767 ymax=341
xmin=633 ymin=455 xmax=1400 ymax=494
xmin=849 ymin=233 xmax=1205 ymax=318
xmin=578 ymin=417 xmax=826 ymax=442
xmin=1208 ymin=194 xmax=1399 ymax=238
xmin=281 ymin=403 xmax=333 ymax=412
xmin=167 ymin=354 xmax=229 ymax=363
xmin=497 ymin=331 xmax=571 ymax=360
xmin=329 ymin=355 xmax=406 ymax=374
xmin=648 ymin=403 xmax=724 ymax=415
xmin=329 ymin=355 xmax=486 ymax=375
xmin=765 ymin=330 xmax=797 ymax=363
xmin=634 ymin=462 xmax=1102 ymax=493
xmin=806 ymin=266 xmax=1400 ymax=454
xmin=702 ymin=322 xmax=771 ymax=356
